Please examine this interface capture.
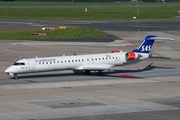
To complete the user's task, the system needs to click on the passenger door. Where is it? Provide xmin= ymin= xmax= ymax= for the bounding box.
xmin=27 ymin=59 xmax=34 ymax=71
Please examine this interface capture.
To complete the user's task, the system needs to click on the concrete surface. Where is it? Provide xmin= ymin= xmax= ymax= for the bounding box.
xmin=0 ymin=19 xmax=180 ymax=120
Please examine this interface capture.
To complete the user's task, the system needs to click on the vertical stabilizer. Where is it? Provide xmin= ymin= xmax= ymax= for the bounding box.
xmin=132 ymin=35 xmax=157 ymax=53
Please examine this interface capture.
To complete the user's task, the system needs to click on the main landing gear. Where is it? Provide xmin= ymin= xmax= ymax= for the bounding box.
xmin=84 ymin=70 xmax=104 ymax=76
xmin=85 ymin=70 xmax=91 ymax=75
xmin=97 ymin=71 xmax=103 ymax=76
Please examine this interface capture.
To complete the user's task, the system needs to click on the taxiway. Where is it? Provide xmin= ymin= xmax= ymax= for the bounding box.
xmin=0 ymin=19 xmax=180 ymax=120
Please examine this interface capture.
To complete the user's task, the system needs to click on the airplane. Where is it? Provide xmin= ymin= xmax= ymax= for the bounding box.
xmin=5 ymin=35 xmax=173 ymax=79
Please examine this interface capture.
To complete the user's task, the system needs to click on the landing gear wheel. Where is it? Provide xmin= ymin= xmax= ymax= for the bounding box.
xmin=85 ymin=70 xmax=91 ymax=75
xmin=14 ymin=74 xmax=18 ymax=80
xmin=97 ymin=71 xmax=103 ymax=76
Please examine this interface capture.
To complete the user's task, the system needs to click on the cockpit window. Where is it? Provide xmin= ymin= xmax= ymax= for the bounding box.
xmin=13 ymin=62 xmax=19 ymax=65
xmin=13 ymin=62 xmax=25 ymax=65
xmin=19 ymin=63 xmax=25 ymax=65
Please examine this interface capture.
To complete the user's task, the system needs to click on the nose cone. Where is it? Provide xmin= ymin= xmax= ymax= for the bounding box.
xmin=5 ymin=67 xmax=16 ymax=73
xmin=5 ymin=67 xmax=11 ymax=73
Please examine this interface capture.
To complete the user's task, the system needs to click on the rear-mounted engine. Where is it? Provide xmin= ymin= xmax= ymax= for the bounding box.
xmin=125 ymin=52 xmax=141 ymax=60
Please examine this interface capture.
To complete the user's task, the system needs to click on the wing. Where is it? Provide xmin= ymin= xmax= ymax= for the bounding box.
xmin=83 ymin=62 xmax=153 ymax=72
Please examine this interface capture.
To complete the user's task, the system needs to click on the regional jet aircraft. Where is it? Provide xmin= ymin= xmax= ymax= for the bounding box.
xmin=5 ymin=35 xmax=173 ymax=79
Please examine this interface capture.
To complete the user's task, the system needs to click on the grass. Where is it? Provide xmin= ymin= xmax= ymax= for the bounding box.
xmin=0 ymin=26 xmax=106 ymax=40
xmin=0 ymin=2 xmax=179 ymax=40
xmin=0 ymin=2 xmax=179 ymax=20
xmin=0 ymin=23 xmax=5 ymax=26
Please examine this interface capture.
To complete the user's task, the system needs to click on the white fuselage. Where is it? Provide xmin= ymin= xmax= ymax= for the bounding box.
xmin=5 ymin=52 xmax=132 ymax=74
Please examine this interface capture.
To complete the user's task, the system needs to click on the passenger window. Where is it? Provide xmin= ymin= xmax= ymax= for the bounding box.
xmin=61 ymin=61 xmax=63 ymax=63
xmin=68 ymin=60 xmax=70 ymax=63
xmin=72 ymin=60 xmax=74 ymax=62
xmin=79 ymin=59 xmax=80 ymax=62
xmin=82 ymin=59 xmax=84 ymax=62
xmin=75 ymin=60 xmax=77 ymax=62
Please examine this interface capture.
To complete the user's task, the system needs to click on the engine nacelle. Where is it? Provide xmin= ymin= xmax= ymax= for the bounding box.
xmin=125 ymin=52 xmax=141 ymax=61
xmin=112 ymin=49 xmax=121 ymax=53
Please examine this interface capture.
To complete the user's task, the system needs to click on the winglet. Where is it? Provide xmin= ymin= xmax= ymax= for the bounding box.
xmin=141 ymin=62 xmax=153 ymax=71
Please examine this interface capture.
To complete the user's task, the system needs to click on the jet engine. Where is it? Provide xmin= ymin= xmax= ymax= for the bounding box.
xmin=125 ymin=52 xmax=142 ymax=61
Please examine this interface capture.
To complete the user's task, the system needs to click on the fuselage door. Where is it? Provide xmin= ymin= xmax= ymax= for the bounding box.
xmin=27 ymin=59 xmax=34 ymax=71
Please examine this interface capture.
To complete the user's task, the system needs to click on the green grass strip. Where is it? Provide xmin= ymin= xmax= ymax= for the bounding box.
xmin=0 ymin=26 xmax=106 ymax=40
xmin=0 ymin=2 xmax=180 ymax=20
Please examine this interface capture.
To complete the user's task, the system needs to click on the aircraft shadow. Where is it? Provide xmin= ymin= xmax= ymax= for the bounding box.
xmin=11 ymin=73 xmax=76 ymax=80
xmin=9 ymin=65 xmax=176 ymax=80
xmin=150 ymin=56 xmax=171 ymax=59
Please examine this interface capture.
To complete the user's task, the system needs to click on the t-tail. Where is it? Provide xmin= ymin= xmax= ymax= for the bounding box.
xmin=132 ymin=35 xmax=174 ymax=53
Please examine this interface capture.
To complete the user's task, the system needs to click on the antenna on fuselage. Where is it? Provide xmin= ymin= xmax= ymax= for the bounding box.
xmin=36 ymin=56 xmax=38 ymax=58
xmin=63 ymin=54 xmax=65 ymax=57
xmin=18 ymin=56 xmax=23 ymax=60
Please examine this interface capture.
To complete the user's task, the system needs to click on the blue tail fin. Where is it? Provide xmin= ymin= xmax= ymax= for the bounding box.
xmin=132 ymin=35 xmax=174 ymax=53
xmin=132 ymin=35 xmax=157 ymax=53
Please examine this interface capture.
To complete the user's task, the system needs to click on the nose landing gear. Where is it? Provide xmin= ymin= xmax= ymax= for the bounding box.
xmin=8 ymin=73 xmax=18 ymax=80
xmin=14 ymin=74 xmax=18 ymax=80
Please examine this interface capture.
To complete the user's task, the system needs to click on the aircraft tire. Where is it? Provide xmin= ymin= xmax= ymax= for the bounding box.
xmin=97 ymin=71 xmax=103 ymax=76
xmin=85 ymin=70 xmax=91 ymax=75
xmin=14 ymin=74 xmax=18 ymax=80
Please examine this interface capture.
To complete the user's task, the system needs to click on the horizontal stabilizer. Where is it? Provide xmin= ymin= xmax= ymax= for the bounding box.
xmin=147 ymin=37 xmax=174 ymax=41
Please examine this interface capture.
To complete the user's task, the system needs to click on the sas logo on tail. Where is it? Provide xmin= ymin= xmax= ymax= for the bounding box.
xmin=140 ymin=45 xmax=151 ymax=52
